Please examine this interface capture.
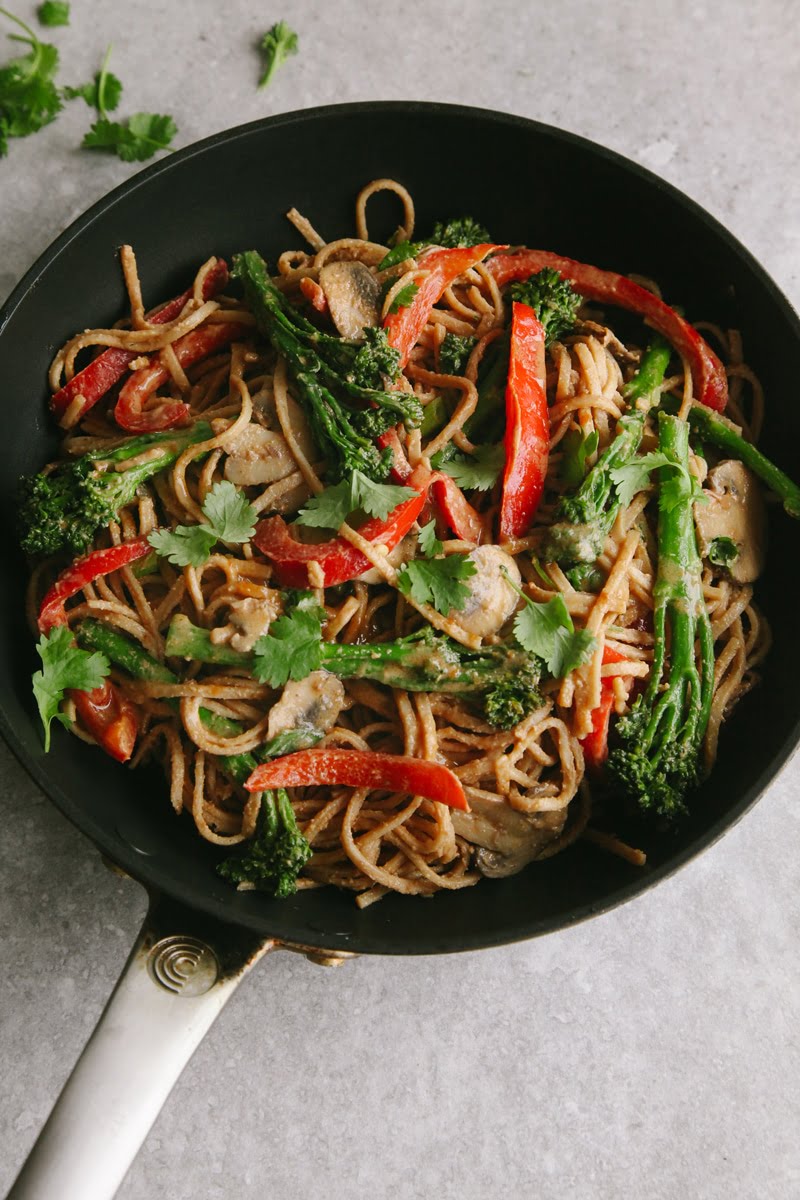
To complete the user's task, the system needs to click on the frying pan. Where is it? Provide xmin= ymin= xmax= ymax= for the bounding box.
xmin=2 ymin=102 xmax=800 ymax=1200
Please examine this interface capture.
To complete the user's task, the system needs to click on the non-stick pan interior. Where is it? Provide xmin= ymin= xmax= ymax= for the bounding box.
xmin=2 ymin=103 xmax=798 ymax=954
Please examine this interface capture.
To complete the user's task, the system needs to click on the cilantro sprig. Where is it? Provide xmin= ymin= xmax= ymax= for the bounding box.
xmin=64 ymin=43 xmax=121 ymax=112
xmin=74 ymin=45 xmax=177 ymax=162
xmin=0 ymin=5 xmax=62 ymax=156
xmin=610 ymin=450 xmax=705 ymax=510
xmin=388 ymin=282 xmax=420 ymax=314
xmin=148 ymin=481 xmax=258 ymax=568
xmin=397 ymin=553 xmax=477 ymax=615
xmin=32 ymin=626 xmax=110 ymax=751
xmin=417 ymin=519 xmax=443 ymax=558
xmin=37 ymin=1 xmax=68 ymax=27
xmin=503 ymin=570 xmax=596 ymax=679
xmin=258 ymin=20 xmax=298 ymax=89
xmin=431 ymin=443 xmax=505 ymax=492
xmin=295 ymin=469 xmax=417 ymax=531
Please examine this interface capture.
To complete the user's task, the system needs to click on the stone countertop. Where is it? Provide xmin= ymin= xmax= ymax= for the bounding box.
xmin=1 ymin=2 xmax=798 ymax=1197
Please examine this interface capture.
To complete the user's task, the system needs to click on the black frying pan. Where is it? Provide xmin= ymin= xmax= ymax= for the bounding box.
xmin=3 ymin=103 xmax=800 ymax=1199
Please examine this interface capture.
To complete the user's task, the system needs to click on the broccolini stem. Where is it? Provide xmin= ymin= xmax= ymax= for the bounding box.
xmin=686 ymin=404 xmax=800 ymax=519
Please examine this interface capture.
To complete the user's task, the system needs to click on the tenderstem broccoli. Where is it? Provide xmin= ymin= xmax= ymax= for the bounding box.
xmin=217 ymin=788 xmax=312 ymax=897
xmin=542 ymin=338 xmax=671 ymax=564
xmin=232 ymin=250 xmax=422 ymax=482
xmin=509 ymin=267 xmax=581 ymax=347
xmin=19 ymin=422 xmax=213 ymax=557
xmin=607 ymin=413 xmax=714 ymax=818
xmin=165 ymin=616 xmax=543 ymax=731
xmin=685 ymin=404 xmax=800 ymax=519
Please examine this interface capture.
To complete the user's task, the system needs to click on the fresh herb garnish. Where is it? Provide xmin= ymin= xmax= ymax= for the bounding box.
xmin=388 ymin=282 xmax=420 ymax=314
xmin=77 ymin=45 xmax=176 ymax=162
xmin=295 ymin=469 xmax=417 ymax=531
xmin=258 ymin=20 xmax=298 ymax=89
xmin=64 ymin=44 xmax=121 ymax=111
xmin=377 ymin=241 xmax=424 ymax=272
xmin=417 ymin=519 xmax=443 ymax=558
xmin=37 ymin=1 xmax=68 ymax=26
xmin=432 ymin=443 xmax=505 ymax=492
xmin=252 ymin=608 xmax=325 ymax=688
xmin=397 ymin=554 xmax=477 ymax=615
xmin=0 ymin=5 xmax=62 ymax=156
xmin=148 ymin=481 xmax=258 ymax=567
xmin=32 ymin=626 xmax=110 ymax=751
xmin=503 ymin=570 xmax=595 ymax=678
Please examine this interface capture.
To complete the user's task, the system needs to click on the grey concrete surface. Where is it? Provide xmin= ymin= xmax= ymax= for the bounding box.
xmin=1 ymin=1 xmax=799 ymax=1197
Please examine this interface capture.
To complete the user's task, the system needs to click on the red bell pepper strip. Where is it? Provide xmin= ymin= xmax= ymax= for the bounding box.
xmin=384 ymin=243 xmax=504 ymax=366
xmin=499 ymin=302 xmax=549 ymax=540
xmin=38 ymin=539 xmax=153 ymax=633
xmin=37 ymin=539 xmax=150 ymax=762
xmin=430 ymin=473 xmax=485 ymax=543
xmin=579 ymin=645 xmax=629 ymax=769
xmin=50 ymin=259 xmax=230 ymax=427
xmin=114 ymin=321 xmax=248 ymax=433
xmin=377 ymin=428 xmax=413 ymax=482
xmin=252 ymin=469 xmax=429 ymax=588
xmin=71 ymin=680 xmax=139 ymax=764
xmin=487 ymin=249 xmax=727 ymax=413
xmin=299 ymin=276 xmax=329 ymax=314
xmin=244 ymin=748 xmax=469 ymax=811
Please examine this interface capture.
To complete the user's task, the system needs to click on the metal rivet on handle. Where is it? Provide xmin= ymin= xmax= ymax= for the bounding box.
xmin=147 ymin=936 xmax=220 ymax=996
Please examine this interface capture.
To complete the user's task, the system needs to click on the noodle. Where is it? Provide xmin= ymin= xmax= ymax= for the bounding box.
xmin=26 ymin=179 xmax=774 ymax=905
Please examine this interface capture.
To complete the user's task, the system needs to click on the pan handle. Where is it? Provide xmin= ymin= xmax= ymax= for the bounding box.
xmin=6 ymin=889 xmax=274 ymax=1200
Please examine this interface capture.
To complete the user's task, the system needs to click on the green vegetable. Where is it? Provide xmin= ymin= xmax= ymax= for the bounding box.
xmin=503 ymin=573 xmax=595 ymax=678
xmin=419 ymin=394 xmax=452 ymax=438
xmin=429 ymin=217 xmax=491 ymax=248
xmin=439 ymin=333 xmax=477 ymax=376
xmin=462 ymin=337 xmax=509 ymax=443
xmin=417 ymin=519 xmax=443 ymax=557
xmin=233 ymin=250 xmax=423 ymax=482
xmin=166 ymin=615 xmax=543 ymax=731
xmin=610 ymin=449 xmax=677 ymax=509
xmin=431 ymin=442 xmax=504 ymax=492
xmin=509 ymin=267 xmax=581 ymax=347
xmin=608 ymin=413 xmax=715 ymax=819
xmin=218 ymin=788 xmax=311 ymax=897
xmin=542 ymin=338 xmax=671 ymax=565
xmin=348 ymin=326 xmax=401 ymax=390
xmin=294 ymin=469 xmax=416 ymax=530
xmin=707 ymin=536 xmax=739 ymax=569
xmin=32 ymin=626 xmax=110 ymax=751
xmin=565 ymin=562 xmax=605 ymax=593
xmin=37 ymin=1 xmax=68 ymax=26
xmin=0 ymin=6 xmax=62 ymax=156
xmin=148 ymin=479 xmax=258 ymax=568
xmin=388 ymin=282 xmax=419 ymax=314
xmin=18 ymin=422 xmax=214 ymax=558
xmin=685 ymin=404 xmax=800 ymax=519
xmin=64 ymin=44 xmax=121 ymax=111
xmin=83 ymin=111 xmax=177 ymax=162
xmin=560 ymin=429 xmax=599 ymax=489
xmin=258 ymin=20 xmax=298 ymax=89
xmin=397 ymin=553 xmax=477 ymax=614
xmin=377 ymin=241 xmax=423 ymax=272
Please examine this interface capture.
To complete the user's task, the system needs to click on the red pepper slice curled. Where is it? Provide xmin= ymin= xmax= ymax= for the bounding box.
xmin=384 ymin=243 xmax=504 ymax=366
xmin=499 ymin=301 xmax=549 ymax=540
xmin=244 ymin=748 xmax=469 ymax=811
xmin=487 ymin=249 xmax=727 ymax=412
xmin=50 ymin=258 xmax=230 ymax=428
xmin=38 ymin=539 xmax=152 ymax=633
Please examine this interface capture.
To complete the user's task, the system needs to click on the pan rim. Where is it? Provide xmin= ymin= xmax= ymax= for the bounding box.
xmin=2 ymin=99 xmax=800 ymax=955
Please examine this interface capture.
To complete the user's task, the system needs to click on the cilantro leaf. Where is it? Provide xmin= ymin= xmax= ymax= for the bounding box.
xmin=610 ymin=451 xmax=673 ymax=509
xmin=433 ymin=443 xmax=505 ymax=492
xmin=148 ymin=481 xmax=257 ymax=567
xmin=148 ymin=524 xmax=217 ymax=568
xmin=32 ymin=626 xmax=110 ymax=751
xmin=258 ymin=20 xmax=298 ymax=89
xmin=83 ymin=111 xmax=176 ymax=162
xmin=512 ymin=592 xmax=595 ymax=678
xmin=417 ymin=519 xmax=443 ymax=558
xmin=0 ymin=11 xmax=62 ymax=150
xmin=388 ymin=282 xmax=420 ymax=314
xmin=295 ymin=470 xmax=416 ymax=530
xmin=65 ymin=69 xmax=122 ymax=112
xmin=377 ymin=241 xmax=424 ymax=272
xmin=397 ymin=554 xmax=477 ymax=614
xmin=252 ymin=609 xmax=323 ymax=687
xmin=560 ymin=428 xmax=599 ymax=489
xmin=37 ymin=2 xmax=69 ymax=26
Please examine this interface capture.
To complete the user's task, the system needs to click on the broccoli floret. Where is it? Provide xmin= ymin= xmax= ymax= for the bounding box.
xmin=348 ymin=326 xmax=401 ymax=389
xmin=217 ymin=789 xmax=312 ymax=897
xmin=483 ymin=660 xmax=543 ymax=730
xmin=233 ymin=251 xmax=421 ymax=483
xmin=607 ymin=413 xmax=715 ymax=819
xmin=429 ymin=216 xmax=491 ymax=248
xmin=509 ymin=267 xmax=581 ymax=347
xmin=439 ymin=333 xmax=477 ymax=376
xmin=18 ymin=423 xmax=213 ymax=557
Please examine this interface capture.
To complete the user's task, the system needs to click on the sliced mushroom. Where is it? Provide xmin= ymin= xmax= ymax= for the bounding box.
xmin=223 ymin=424 xmax=297 ymax=488
xmin=446 ymin=546 xmax=522 ymax=641
xmin=694 ymin=459 xmax=766 ymax=583
xmin=451 ymin=791 xmax=566 ymax=877
xmin=220 ymin=593 xmax=283 ymax=653
xmin=319 ymin=261 xmax=381 ymax=340
xmin=267 ymin=670 xmax=345 ymax=740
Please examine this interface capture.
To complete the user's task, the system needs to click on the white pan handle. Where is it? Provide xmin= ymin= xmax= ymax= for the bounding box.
xmin=6 ymin=891 xmax=274 ymax=1200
